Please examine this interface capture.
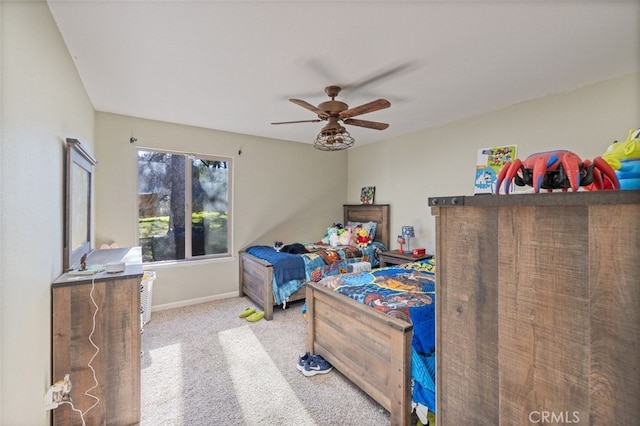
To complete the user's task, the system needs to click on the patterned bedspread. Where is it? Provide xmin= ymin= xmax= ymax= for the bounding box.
xmin=301 ymin=242 xmax=385 ymax=281
xmin=245 ymin=242 xmax=387 ymax=306
xmin=315 ymin=259 xmax=437 ymax=415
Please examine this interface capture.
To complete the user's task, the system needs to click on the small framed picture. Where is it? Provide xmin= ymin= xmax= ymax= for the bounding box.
xmin=360 ymin=186 xmax=375 ymax=204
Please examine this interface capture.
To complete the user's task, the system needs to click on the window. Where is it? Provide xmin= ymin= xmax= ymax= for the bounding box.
xmin=137 ymin=148 xmax=231 ymax=263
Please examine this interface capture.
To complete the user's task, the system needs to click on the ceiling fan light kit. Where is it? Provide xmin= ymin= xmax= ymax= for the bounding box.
xmin=314 ymin=126 xmax=355 ymax=151
xmin=272 ymin=85 xmax=391 ymax=151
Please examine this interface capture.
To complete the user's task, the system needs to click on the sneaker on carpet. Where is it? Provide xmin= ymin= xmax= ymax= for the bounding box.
xmin=302 ymin=354 xmax=333 ymax=377
xmin=297 ymin=352 xmax=311 ymax=372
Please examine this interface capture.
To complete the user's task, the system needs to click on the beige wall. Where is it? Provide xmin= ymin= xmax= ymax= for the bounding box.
xmin=94 ymin=112 xmax=347 ymax=307
xmin=1 ymin=1 xmax=95 ymax=424
xmin=348 ymin=72 xmax=640 ymax=254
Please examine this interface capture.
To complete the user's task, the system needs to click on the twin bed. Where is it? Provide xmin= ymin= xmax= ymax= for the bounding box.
xmin=239 ymin=204 xmax=390 ymax=320
xmin=306 ymin=260 xmax=436 ymax=426
xmin=239 ymin=203 xmax=434 ymax=425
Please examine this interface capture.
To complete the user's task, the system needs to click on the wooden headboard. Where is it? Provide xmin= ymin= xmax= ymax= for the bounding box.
xmin=343 ymin=204 xmax=390 ymax=248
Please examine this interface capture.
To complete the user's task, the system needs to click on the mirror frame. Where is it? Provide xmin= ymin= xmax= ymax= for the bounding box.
xmin=64 ymin=138 xmax=97 ymax=270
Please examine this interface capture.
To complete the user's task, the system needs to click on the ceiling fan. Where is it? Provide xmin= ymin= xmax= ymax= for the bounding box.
xmin=271 ymin=85 xmax=391 ymax=150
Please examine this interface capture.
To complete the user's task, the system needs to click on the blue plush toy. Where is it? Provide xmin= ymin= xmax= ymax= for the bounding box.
xmin=321 ymin=226 xmax=339 ymax=246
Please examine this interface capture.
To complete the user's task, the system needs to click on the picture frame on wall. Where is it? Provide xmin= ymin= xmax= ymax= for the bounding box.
xmin=360 ymin=186 xmax=375 ymax=204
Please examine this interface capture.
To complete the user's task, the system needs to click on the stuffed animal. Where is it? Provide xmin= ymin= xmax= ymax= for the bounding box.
xmin=322 ymin=223 xmax=352 ymax=247
xmin=338 ymin=227 xmax=352 ymax=246
xmin=321 ymin=226 xmax=339 ymax=245
xmin=355 ymin=227 xmax=371 ymax=248
xmin=329 ymin=233 xmax=339 ymax=247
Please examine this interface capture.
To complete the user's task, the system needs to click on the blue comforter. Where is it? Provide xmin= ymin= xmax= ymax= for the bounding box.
xmin=318 ymin=259 xmax=437 ymax=414
xmin=246 ymin=246 xmax=306 ymax=284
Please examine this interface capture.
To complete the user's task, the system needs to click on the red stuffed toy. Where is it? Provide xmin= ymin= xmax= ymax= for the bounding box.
xmin=355 ymin=227 xmax=371 ymax=248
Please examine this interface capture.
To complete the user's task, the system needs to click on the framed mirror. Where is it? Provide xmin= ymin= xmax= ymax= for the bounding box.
xmin=64 ymin=138 xmax=97 ymax=270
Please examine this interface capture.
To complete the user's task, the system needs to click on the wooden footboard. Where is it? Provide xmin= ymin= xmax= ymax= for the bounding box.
xmin=239 ymin=251 xmax=305 ymax=320
xmin=305 ymin=281 xmax=413 ymax=426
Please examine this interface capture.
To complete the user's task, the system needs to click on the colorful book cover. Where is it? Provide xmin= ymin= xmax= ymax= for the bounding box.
xmin=474 ymin=145 xmax=517 ymax=194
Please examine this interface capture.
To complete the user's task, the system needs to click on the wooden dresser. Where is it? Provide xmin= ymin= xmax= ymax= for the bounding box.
xmin=52 ymin=247 xmax=143 ymax=425
xmin=430 ymin=191 xmax=639 ymax=425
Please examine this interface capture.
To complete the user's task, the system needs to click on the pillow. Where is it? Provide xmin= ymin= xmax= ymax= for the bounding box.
xmin=346 ymin=221 xmax=377 ymax=242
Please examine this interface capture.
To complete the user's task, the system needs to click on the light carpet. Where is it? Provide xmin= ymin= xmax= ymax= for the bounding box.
xmin=219 ymin=325 xmax=316 ymax=425
xmin=140 ymin=296 xmax=392 ymax=425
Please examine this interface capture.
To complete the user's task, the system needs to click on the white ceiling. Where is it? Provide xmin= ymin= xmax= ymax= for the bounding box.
xmin=47 ymin=0 xmax=640 ymax=147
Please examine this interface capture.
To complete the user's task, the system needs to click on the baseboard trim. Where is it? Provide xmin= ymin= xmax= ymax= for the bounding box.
xmin=151 ymin=291 xmax=239 ymax=312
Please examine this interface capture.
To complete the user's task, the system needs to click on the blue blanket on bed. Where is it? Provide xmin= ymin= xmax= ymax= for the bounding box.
xmin=410 ymin=303 xmax=436 ymax=412
xmin=246 ymin=246 xmax=306 ymax=284
xmin=323 ymin=259 xmax=437 ymax=413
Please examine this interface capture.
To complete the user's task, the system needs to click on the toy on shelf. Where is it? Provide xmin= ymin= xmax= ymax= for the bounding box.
xmin=494 ymin=149 xmax=619 ymax=194
xmin=602 ymin=128 xmax=640 ymax=190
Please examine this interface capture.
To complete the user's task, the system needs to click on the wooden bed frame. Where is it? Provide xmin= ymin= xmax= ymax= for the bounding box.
xmin=238 ymin=204 xmax=390 ymax=320
xmin=305 ymin=281 xmax=413 ymax=425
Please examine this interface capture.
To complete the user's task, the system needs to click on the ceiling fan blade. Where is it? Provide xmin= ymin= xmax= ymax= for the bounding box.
xmin=271 ymin=119 xmax=324 ymax=125
xmin=345 ymin=62 xmax=415 ymax=92
xmin=340 ymin=99 xmax=391 ymax=119
xmin=289 ymin=99 xmax=329 ymax=119
xmin=343 ymin=118 xmax=389 ymax=130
